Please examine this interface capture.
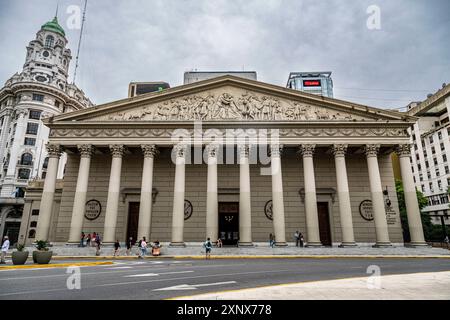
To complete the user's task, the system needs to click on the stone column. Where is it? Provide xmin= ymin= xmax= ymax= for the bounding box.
xmin=270 ymin=144 xmax=287 ymax=246
xmin=137 ymin=145 xmax=158 ymax=242
xmin=238 ymin=144 xmax=253 ymax=246
xmin=35 ymin=144 xmax=62 ymax=241
xmin=0 ymin=108 xmax=13 ymax=165
xmin=103 ymin=145 xmax=125 ymax=244
xmin=396 ymin=144 xmax=427 ymax=246
xmin=206 ymin=144 xmax=219 ymax=241
xmin=170 ymin=144 xmax=187 ymax=247
xmin=299 ymin=145 xmax=322 ymax=246
xmin=365 ymin=145 xmax=391 ymax=247
xmin=332 ymin=145 xmax=356 ymax=247
xmin=67 ymin=145 xmax=94 ymax=244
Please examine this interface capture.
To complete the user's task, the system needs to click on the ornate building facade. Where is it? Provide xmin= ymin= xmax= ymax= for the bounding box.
xmin=23 ymin=75 xmax=427 ymax=248
xmin=0 ymin=16 xmax=93 ymax=246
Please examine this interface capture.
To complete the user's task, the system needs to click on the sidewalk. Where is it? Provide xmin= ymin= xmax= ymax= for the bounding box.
xmin=172 ymin=271 xmax=450 ymax=300
xmin=7 ymin=243 xmax=450 ymax=259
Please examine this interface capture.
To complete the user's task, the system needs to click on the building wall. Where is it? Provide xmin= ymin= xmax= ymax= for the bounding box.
xmin=51 ymin=149 xmax=403 ymax=244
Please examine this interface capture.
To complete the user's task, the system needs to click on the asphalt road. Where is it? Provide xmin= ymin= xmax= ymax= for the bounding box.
xmin=0 ymin=258 xmax=449 ymax=300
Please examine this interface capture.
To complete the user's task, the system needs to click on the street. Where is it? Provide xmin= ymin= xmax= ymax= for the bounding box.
xmin=1 ymin=258 xmax=449 ymax=300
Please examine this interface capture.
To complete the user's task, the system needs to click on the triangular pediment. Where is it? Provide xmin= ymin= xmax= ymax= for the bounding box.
xmin=50 ymin=76 xmax=413 ymax=123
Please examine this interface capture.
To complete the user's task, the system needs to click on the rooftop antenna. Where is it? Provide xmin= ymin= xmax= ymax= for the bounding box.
xmin=73 ymin=0 xmax=88 ymax=85
xmin=55 ymin=1 xmax=59 ymax=17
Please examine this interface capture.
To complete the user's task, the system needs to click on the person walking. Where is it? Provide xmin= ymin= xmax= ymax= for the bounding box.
xmin=1 ymin=236 xmax=10 ymax=264
xmin=444 ymin=235 xmax=449 ymax=249
xmin=294 ymin=230 xmax=300 ymax=247
xmin=91 ymin=232 xmax=97 ymax=247
xmin=140 ymin=237 xmax=148 ymax=259
xmin=126 ymin=237 xmax=133 ymax=256
xmin=299 ymin=232 xmax=304 ymax=248
xmin=269 ymin=233 xmax=275 ymax=248
xmin=95 ymin=233 xmax=101 ymax=256
xmin=216 ymin=238 xmax=223 ymax=248
xmin=86 ymin=233 xmax=91 ymax=247
xmin=79 ymin=232 xmax=85 ymax=247
xmin=204 ymin=238 xmax=212 ymax=259
xmin=114 ymin=240 xmax=121 ymax=257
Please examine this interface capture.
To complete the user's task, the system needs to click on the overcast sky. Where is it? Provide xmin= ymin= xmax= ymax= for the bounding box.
xmin=0 ymin=0 xmax=449 ymax=109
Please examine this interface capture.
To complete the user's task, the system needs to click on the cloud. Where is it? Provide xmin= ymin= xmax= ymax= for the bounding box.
xmin=0 ymin=0 xmax=449 ymax=109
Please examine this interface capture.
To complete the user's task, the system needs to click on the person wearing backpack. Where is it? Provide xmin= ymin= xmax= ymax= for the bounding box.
xmin=204 ymin=238 xmax=212 ymax=260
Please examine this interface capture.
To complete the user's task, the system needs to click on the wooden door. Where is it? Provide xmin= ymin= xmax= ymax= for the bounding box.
xmin=126 ymin=202 xmax=140 ymax=242
xmin=218 ymin=202 xmax=239 ymax=246
xmin=317 ymin=202 xmax=332 ymax=246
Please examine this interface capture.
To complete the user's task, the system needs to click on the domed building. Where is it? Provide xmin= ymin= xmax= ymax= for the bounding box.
xmin=0 ymin=15 xmax=93 ymax=246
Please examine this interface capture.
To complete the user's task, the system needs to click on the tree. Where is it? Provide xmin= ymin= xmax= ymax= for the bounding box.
xmin=395 ymin=180 xmax=432 ymax=242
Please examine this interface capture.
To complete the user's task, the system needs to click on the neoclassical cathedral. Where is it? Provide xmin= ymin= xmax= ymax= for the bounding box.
xmin=0 ymin=16 xmax=93 ymax=245
xmin=25 ymin=75 xmax=427 ymax=248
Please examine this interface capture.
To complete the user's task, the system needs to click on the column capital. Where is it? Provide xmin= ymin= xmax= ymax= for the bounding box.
xmin=238 ymin=144 xmax=250 ymax=158
xmin=46 ymin=144 xmax=63 ymax=158
xmin=109 ymin=145 xmax=125 ymax=158
xmin=269 ymin=144 xmax=284 ymax=157
xmin=395 ymin=144 xmax=412 ymax=158
xmin=173 ymin=144 xmax=188 ymax=158
xmin=332 ymin=144 xmax=348 ymax=157
xmin=15 ymin=108 xmax=28 ymax=118
xmin=141 ymin=145 xmax=159 ymax=158
xmin=77 ymin=144 xmax=95 ymax=158
xmin=206 ymin=144 xmax=219 ymax=158
xmin=298 ymin=144 xmax=316 ymax=157
xmin=364 ymin=144 xmax=380 ymax=158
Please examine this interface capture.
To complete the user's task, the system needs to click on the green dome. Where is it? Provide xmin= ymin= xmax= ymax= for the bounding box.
xmin=41 ymin=17 xmax=65 ymax=37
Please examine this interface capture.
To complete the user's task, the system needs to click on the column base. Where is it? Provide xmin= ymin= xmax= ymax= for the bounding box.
xmin=372 ymin=242 xmax=392 ymax=248
xmin=275 ymin=242 xmax=288 ymax=247
xmin=306 ymin=242 xmax=324 ymax=247
xmin=238 ymin=242 xmax=254 ymax=247
xmin=169 ymin=242 xmax=186 ymax=248
xmin=404 ymin=242 xmax=430 ymax=248
xmin=339 ymin=242 xmax=357 ymax=248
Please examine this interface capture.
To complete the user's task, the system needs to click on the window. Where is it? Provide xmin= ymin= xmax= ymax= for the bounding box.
xmin=436 ymin=168 xmax=440 ymax=177
xmin=26 ymin=122 xmax=39 ymax=135
xmin=428 ymin=172 xmax=432 ymax=180
xmin=441 ymin=143 xmax=445 ymax=151
xmin=425 ymin=161 xmax=429 ymax=168
xmin=24 ymin=138 xmax=36 ymax=146
xmin=29 ymin=110 xmax=41 ymax=120
xmin=17 ymin=168 xmax=30 ymax=179
xmin=432 ymin=146 xmax=436 ymax=154
xmin=446 ymin=166 xmax=450 ymax=174
xmin=416 ymin=154 xmax=420 ymax=161
xmin=430 ymin=136 xmax=434 ymax=144
xmin=412 ymin=134 xmax=416 ymax=141
xmin=429 ymin=182 xmax=433 ymax=191
xmin=444 ymin=154 xmax=448 ymax=162
xmin=434 ymin=158 xmax=438 ymax=166
xmin=438 ymin=131 xmax=443 ymax=140
xmin=438 ymin=180 xmax=443 ymax=189
xmin=30 ymin=221 xmax=37 ymax=228
xmin=55 ymin=100 xmax=60 ymax=109
xmin=418 ymin=164 xmax=422 ymax=171
xmin=20 ymin=153 xmax=33 ymax=166
xmin=42 ymin=157 xmax=49 ymax=169
xmin=41 ymin=171 xmax=46 ymax=179
xmin=45 ymin=35 xmax=54 ymax=48
xmin=32 ymin=94 xmax=44 ymax=102
xmin=422 ymin=185 xmax=425 ymax=192
xmin=31 ymin=210 xmax=39 ymax=216
xmin=28 ymin=230 xmax=36 ymax=239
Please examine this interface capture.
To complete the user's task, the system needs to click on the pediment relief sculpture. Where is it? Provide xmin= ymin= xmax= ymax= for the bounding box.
xmin=88 ymin=90 xmax=369 ymax=122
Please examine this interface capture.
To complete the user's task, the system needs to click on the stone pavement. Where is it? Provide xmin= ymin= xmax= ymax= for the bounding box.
xmin=13 ymin=242 xmax=450 ymax=257
xmin=172 ymin=271 xmax=450 ymax=300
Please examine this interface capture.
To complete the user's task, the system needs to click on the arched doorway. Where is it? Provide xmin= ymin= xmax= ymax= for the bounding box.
xmin=0 ymin=207 xmax=23 ymax=247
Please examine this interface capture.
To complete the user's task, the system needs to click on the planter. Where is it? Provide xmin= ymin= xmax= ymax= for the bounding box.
xmin=12 ymin=251 xmax=29 ymax=265
xmin=34 ymin=251 xmax=53 ymax=264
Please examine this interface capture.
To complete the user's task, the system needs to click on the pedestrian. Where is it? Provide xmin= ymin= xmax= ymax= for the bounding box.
xmin=204 ymin=237 xmax=212 ymax=259
xmin=114 ymin=240 xmax=120 ymax=257
xmin=140 ymin=237 xmax=148 ymax=259
xmin=92 ymin=232 xmax=97 ymax=247
xmin=126 ymin=237 xmax=133 ymax=256
xmin=269 ymin=233 xmax=275 ymax=248
xmin=79 ymin=232 xmax=85 ymax=247
xmin=95 ymin=233 xmax=101 ymax=256
xmin=216 ymin=238 xmax=223 ymax=248
xmin=444 ymin=235 xmax=449 ymax=249
xmin=1 ymin=236 xmax=10 ymax=264
xmin=294 ymin=230 xmax=300 ymax=247
xmin=86 ymin=233 xmax=91 ymax=247
xmin=299 ymin=232 xmax=304 ymax=248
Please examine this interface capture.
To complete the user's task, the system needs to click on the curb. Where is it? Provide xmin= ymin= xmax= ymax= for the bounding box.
xmin=35 ymin=254 xmax=450 ymax=260
xmin=0 ymin=261 xmax=113 ymax=270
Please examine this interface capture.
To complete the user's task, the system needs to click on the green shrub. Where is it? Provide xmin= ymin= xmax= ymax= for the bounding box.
xmin=35 ymin=240 xmax=49 ymax=251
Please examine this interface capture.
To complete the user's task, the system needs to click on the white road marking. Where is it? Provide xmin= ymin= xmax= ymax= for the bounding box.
xmin=124 ymin=271 xmax=194 ymax=278
xmin=104 ymin=266 xmax=133 ymax=270
xmin=154 ymin=281 xmax=237 ymax=291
